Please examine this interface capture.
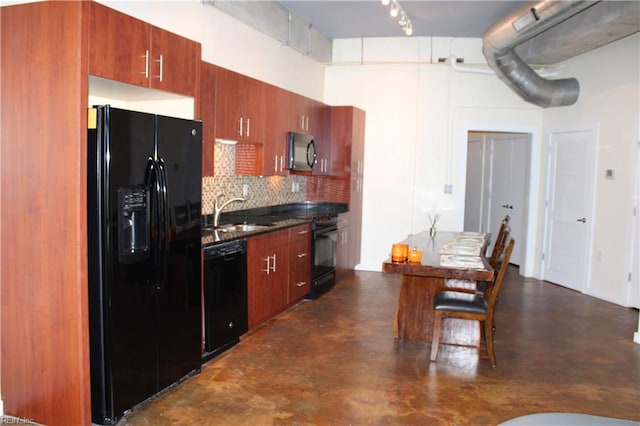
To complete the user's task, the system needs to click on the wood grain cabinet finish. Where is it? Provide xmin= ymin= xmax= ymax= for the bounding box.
xmin=288 ymin=224 xmax=312 ymax=303
xmin=336 ymin=213 xmax=351 ymax=279
xmin=1 ymin=2 xmax=91 ymax=425
xmin=247 ymin=229 xmax=290 ymax=329
xmin=200 ymin=62 xmax=217 ymax=176
xmin=88 ymin=1 xmax=201 ymax=97
xmin=247 ymin=224 xmax=312 ymax=329
xmin=214 ymin=66 xmax=266 ymax=143
xmin=263 ymin=84 xmax=291 ymax=175
xmin=348 ymin=107 xmax=366 ymax=269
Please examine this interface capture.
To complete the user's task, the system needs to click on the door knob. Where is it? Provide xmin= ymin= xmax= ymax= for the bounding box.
xmin=577 ymin=217 xmax=586 ymax=223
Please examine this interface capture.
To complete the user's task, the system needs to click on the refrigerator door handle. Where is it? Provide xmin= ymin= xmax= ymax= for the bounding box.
xmin=144 ymin=157 xmax=163 ymax=289
xmin=157 ymin=158 xmax=170 ymax=292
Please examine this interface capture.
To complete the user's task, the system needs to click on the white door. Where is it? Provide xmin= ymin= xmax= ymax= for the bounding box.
xmin=487 ymin=134 xmax=528 ymax=265
xmin=543 ymin=127 xmax=597 ymax=291
xmin=464 ymin=134 xmax=485 ymax=232
xmin=627 ymin=137 xmax=640 ymax=307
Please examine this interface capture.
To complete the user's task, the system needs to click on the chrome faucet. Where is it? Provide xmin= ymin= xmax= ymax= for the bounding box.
xmin=213 ymin=194 xmax=246 ymax=227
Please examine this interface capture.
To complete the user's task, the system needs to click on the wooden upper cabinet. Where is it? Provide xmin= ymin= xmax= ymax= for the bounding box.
xmin=263 ymin=84 xmax=291 ymax=176
xmin=328 ymin=106 xmax=353 ymax=178
xmin=88 ymin=2 xmax=200 ymax=97
xmin=149 ymin=24 xmax=200 ymax=96
xmin=200 ymin=62 xmax=217 ymax=177
xmin=215 ymin=67 xmax=266 ymax=144
xmin=291 ymin=93 xmax=324 ymax=137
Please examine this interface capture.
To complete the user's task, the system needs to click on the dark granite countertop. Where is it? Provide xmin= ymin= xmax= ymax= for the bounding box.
xmin=201 ymin=202 xmax=348 ymax=247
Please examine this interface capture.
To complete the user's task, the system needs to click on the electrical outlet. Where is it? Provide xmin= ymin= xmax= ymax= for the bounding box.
xmin=444 ymin=184 xmax=453 ymax=194
xmin=242 ymin=183 xmax=249 ymax=197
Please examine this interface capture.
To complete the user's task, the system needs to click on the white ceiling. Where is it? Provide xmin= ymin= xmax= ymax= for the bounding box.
xmin=277 ymin=0 xmax=526 ymax=38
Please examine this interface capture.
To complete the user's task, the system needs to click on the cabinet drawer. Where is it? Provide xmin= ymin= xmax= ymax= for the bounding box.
xmin=248 ymin=228 xmax=289 ymax=252
xmin=289 ymin=224 xmax=311 ymax=241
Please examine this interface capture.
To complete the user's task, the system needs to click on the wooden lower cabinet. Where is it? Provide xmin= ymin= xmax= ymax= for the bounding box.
xmin=336 ymin=212 xmax=351 ymax=279
xmin=288 ymin=225 xmax=312 ymax=303
xmin=247 ymin=224 xmax=311 ymax=329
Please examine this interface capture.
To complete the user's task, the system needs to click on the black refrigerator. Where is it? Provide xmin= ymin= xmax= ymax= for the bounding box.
xmin=87 ymin=106 xmax=202 ymax=425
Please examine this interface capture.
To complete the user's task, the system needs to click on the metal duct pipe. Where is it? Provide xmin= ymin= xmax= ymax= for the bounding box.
xmin=482 ymin=0 xmax=599 ymax=108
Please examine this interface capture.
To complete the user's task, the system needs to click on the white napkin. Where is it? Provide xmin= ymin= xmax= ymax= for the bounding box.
xmin=439 ymin=243 xmax=482 ymax=256
xmin=440 ymin=254 xmax=485 ymax=269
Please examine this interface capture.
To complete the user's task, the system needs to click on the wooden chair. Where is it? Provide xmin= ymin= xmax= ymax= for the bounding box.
xmin=477 ymin=216 xmax=510 ymax=296
xmin=430 ymin=237 xmax=514 ymax=367
xmin=488 ymin=215 xmax=510 ymax=269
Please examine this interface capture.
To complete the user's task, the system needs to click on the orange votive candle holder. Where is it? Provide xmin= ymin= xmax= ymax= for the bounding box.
xmin=391 ymin=243 xmax=409 ymax=263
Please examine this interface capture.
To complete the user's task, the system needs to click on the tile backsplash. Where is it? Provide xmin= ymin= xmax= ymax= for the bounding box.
xmin=202 ymin=142 xmax=307 ymax=214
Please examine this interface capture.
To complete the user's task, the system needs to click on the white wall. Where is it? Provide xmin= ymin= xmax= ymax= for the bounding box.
xmin=325 ymin=33 xmax=639 ymax=313
xmin=540 ymin=34 xmax=640 ymax=307
xmin=325 ymin=37 xmax=542 ymax=272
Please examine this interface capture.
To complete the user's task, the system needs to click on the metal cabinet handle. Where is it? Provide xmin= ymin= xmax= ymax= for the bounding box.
xmin=297 ymin=230 xmax=308 ymax=235
xmin=297 ymin=252 xmax=308 ymax=258
xmin=263 ymin=256 xmax=270 ymax=274
xmin=246 ymin=118 xmax=250 ymax=137
xmin=296 ymin=281 xmax=306 ymax=287
xmin=271 ymin=254 xmax=277 ymax=272
xmin=239 ymin=117 xmax=243 ymax=137
xmin=141 ymin=50 xmax=149 ymax=78
xmin=153 ymin=54 xmax=163 ymax=82
xmin=501 ymin=204 xmax=513 ymax=209
xmin=577 ymin=217 xmax=586 ymax=223
xmin=274 ymin=155 xmax=279 ymax=173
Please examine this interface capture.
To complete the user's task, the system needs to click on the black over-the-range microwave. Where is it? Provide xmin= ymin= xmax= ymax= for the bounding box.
xmin=288 ymin=131 xmax=317 ymax=171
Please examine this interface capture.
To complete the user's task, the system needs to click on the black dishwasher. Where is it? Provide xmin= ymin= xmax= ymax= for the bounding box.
xmin=203 ymin=239 xmax=248 ymax=361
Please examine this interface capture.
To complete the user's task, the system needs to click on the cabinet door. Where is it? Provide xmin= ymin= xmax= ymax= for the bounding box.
xmin=247 ymin=246 xmax=271 ymax=329
xmin=200 ymin=62 xmax=217 ymax=177
xmin=349 ymin=108 xmax=365 ymax=267
xmin=242 ymin=76 xmax=267 ymax=144
xmin=215 ymin=67 xmax=245 ymax=141
xmin=290 ymin=93 xmax=308 ymax=133
xmin=315 ymin=102 xmax=332 ymax=175
xmin=328 ymin=106 xmax=352 ymax=178
xmin=88 ymin=2 xmax=150 ymax=87
xmin=149 ymin=25 xmax=200 ymax=97
xmin=336 ymin=213 xmax=351 ymax=279
xmin=247 ymin=230 xmax=289 ymax=329
xmin=264 ymin=84 xmax=290 ymax=175
xmin=88 ymin=3 xmax=200 ymax=97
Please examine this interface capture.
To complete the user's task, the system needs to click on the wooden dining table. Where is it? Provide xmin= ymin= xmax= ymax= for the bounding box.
xmin=382 ymin=230 xmax=494 ymax=347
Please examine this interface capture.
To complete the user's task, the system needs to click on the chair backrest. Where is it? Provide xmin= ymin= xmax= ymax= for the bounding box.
xmin=489 ymin=216 xmax=510 ymax=269
xmin=485 ymin=237 xmax=514 ymax=309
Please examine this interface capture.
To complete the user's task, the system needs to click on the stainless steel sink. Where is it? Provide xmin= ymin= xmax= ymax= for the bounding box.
xmin=203 ymin=223 xmax=272 ymax=233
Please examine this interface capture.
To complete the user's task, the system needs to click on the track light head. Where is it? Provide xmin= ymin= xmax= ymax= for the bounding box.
xmin=382 ymin=0 xmax=413 ymax=36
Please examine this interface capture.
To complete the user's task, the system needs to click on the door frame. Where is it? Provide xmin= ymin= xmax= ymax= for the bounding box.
xmin=625 ymin=124 xmax=640 ymax=308
xmin=542 ymin=123 xmax=598 ymax=293
xmin=457 ymin=124 xmax=540 ymax=278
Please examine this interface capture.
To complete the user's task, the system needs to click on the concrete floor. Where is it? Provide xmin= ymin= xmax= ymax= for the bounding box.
xmin=118 ymin=266 xmax=640 ymax=425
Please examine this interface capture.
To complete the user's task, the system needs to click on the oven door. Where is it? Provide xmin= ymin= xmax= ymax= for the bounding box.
xmin=312 ymin=225 xmax=337 ymax=279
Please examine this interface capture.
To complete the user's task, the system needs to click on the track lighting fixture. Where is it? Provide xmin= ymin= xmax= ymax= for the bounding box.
xmin=389 ymin=1 xmax=399 ymax=17
xmin=381 ymin=0 xmax=413 ymax=36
